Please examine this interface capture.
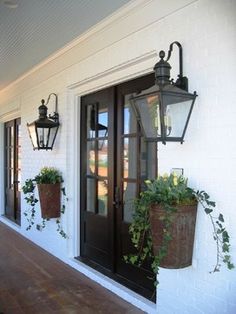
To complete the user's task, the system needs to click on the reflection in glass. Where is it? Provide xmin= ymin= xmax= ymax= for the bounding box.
xmin=98 ymin=180 xmax=108 ymax=216
xmin=27 ymin=124 xmax=37 ymax=148
xmin=17 ymin=172 xmax=21 ymax=191
xmin=140 ymin=139 xmax=157 ymax=180
xmin=87 ymin=141 xmax=95 ymax=174
xmin=18 ymin=124 xmax=21 ymax=141
xmin=18 ymin=147 xmax=22 ymax=170
xmin=10 ymin=148 xmax=13 ymax=169
xmin=123 ymin=182 xmax=136 ymax=223
xmin=123 ymin=137 xmax=137 ymax=179
xmin=10 ymin=169 xmax=14 ymax=188
xmin=124 ymin=98 xmax=137 ymax=134
xmin=165 ymin=100 xmax=192 ymax=138
xmin=132 ymin=94 xmax=161 ymax=138
xmin=98 ymin=103 xmax=108 ymax=137
xmin=6 ymin=169 xmax=10 ymax=189
xmin=17 ymin=124 xmax=21 ymax=191
xmin=87 ymin=105 xmax=96 ymax=138
xmin=98 ymin=140 xmax=108 ymax=177
xmin=87 ymin=178 xmax=95 ymax=212
xmin=10 ymin=127 xmax=14 ymax=146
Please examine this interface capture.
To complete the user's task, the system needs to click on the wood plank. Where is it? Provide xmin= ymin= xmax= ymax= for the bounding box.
xmin=0 ymin=223 xmax=144 ymax=314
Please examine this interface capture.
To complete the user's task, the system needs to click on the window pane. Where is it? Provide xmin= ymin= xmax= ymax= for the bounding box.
xmin=98 ymin=140 xmax=108 ymax=177
xmin=18 ymin=146 xmax=21 ymax=170
xmin=17 ymin=171 xmax=21 ymax=191
xmin=17 ymin=124 xmax=21 ymax=142
xmin=140 ymin=139 xmax=157 ymax=180
xmin=10 ymin=127 xmax=14 ymax=146
xmin=10 ymin=168 xmax=14 ymax=188
xmin=124 ymin=97 xmax=137 ymax=134
xmin=86 ymin=178 xmax=95 ymax=212
xmin=10 ymin=148 xmax=14 ymax=168
xmin=123 ymin=182 xmax=136 ymax=223
xmin=87 ymin=105 xmax=96 ymax=138
xmin=123 ymin=137 xmax=137 ymax=179
xmin=98 ymin=180 xmax=108 ymax=216
xmin=87 ymin=141 xmax=95 ymax=175
xmin=98 ymin=103 xmax=108 ymax=137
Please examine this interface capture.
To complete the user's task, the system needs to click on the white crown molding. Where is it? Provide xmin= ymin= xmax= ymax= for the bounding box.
xmin=69 ymin=50 xmax=157 ymax=93
xmin=0 ymin=108 xmax=21 ymax=122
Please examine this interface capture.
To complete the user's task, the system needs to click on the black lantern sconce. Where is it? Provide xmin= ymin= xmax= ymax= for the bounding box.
xmin=130 ymin=41 xmax=197 ymax=144
xmin=27 ymin=93 xmax=60 ymax=150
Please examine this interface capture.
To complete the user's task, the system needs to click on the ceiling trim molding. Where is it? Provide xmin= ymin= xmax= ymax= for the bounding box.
xmin=68 ymin=49 xmax=157 ymax=93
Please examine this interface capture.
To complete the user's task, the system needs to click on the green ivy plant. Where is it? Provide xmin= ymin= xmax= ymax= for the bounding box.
xmin=22 ymin=167 xmax=68 ymax=238
xmin=124 ymin=174 xmax=234 ymax=286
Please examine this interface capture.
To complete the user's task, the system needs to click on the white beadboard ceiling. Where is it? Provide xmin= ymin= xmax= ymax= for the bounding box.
xmin=0 ymin=0 xmax=131 ymax=91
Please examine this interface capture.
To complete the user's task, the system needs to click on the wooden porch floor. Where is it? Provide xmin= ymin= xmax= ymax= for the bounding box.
xmin=0 ymin=222 xmax=144 ymax=314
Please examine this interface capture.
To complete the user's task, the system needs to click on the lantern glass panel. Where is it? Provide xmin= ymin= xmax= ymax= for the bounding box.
xmin=165 ymin=99 xmax=193 ymax=138
xmin=47 ymin=127 xmax=58 ymax=148
xmin=133 ymin=94 xmax=161 ymax=139
xmin=27 ymin=124 xmax=38 ymax=148
xmin=37 ymin=127 xmax=49 ymax=148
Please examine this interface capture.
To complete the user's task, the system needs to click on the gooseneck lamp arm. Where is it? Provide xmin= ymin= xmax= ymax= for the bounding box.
xmin=45 ymin=93 xmax=59 ymax=122
xmin=166 ymin=41 xmax=183 ymax=78
xmin=165 ymin=41 xmax=188 ymax=91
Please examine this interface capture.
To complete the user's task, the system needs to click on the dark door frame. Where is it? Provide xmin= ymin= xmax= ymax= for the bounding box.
xmin=4 ymin=118 xmax=21 ymax=225
xmin=79 ymin=73 xmax=157 ymax=300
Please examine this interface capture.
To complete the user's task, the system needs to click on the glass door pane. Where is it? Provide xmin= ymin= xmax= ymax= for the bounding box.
xmin=80 ymin=86 xmax=114 ymax=270
xmin=4 ymin=118 xmax=21 ymax=225
xmin=121 ymin=95 xmax=157 ymax=223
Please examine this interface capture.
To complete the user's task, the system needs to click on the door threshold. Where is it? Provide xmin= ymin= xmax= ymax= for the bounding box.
xmin=65 ymin=257 xmax=157 ymax=314
xmin=76 ymin=256 xmax=156 ymax=301
xmin=0 ymin=216 xmax=21 ymax=231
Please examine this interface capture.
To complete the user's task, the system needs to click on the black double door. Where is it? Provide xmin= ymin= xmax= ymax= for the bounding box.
xmin=4 ymin=118 xmax=21 ymax=225
xmin=80 ymin=74 xmax=157 ymax=299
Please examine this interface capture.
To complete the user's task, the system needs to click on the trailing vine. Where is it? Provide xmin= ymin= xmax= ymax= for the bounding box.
xmin=195 ymin=190 xmax=234 ymax=272
xmin=124 ymin=174 xmax=234 ymax=287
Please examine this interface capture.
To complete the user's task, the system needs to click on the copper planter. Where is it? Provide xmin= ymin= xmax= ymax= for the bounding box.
xmin=37 ymin=183 xmax=61 ymax=219
xmin=149 ymin=203 xmax=197 ymax=269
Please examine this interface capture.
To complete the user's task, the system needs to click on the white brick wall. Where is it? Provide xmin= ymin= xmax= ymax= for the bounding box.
xmin=0 ymin=0 xmax=236 ymax=313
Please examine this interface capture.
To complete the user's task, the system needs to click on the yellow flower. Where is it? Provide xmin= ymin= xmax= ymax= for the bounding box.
xmin=173 ymin=176 xmax=178 ymax=186
xmin=163 ymin=173 xmax=169 ymax=181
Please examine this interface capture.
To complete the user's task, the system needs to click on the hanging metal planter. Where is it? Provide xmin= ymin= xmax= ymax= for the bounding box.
xmin=37 ymin=183 xmax=61 ymax=219
xmin=149 ymin=203 xmax=198 ymax=268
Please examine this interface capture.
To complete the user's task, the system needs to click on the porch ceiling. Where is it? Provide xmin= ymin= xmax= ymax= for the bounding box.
xmin=0 ymin=0 xmax=131 ymax=92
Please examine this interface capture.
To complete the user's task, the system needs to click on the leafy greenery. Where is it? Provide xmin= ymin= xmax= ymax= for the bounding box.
xmin=124 ymin=173 xmax=234 ymax=286
xmin=34 ymin=166 xmax=63 ymax=184
xmin=22 ymin=167 xmax=68 ymax=238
